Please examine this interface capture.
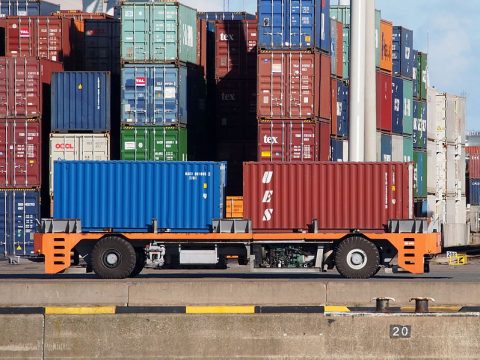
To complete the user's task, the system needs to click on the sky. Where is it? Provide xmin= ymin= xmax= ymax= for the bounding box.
xmin=183 ymin=0 xmax=478 ymax=130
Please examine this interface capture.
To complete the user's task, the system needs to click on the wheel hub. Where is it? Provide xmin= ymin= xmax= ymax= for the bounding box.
xmin=346 ymin=249 xmax=368 ymax=270
xmin=103 ymin=250 xmax=120 ymax=268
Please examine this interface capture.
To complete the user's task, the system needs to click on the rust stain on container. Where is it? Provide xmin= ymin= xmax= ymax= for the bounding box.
xmin=243 ymin=162 xmax=413 ymax=231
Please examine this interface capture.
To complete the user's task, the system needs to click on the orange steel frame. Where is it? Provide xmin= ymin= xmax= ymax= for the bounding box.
xmin=35 ymin=232 xmax=442 ymax=276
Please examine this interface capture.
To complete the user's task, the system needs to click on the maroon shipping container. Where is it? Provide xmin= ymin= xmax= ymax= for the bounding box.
xmin=257 ymin=120 xmax=320 ymax=162
xmin=257 ymin=51 xmax=331 ymax=120
xmin=376 ymin=71 xmax=392 ymax=131
xmin=2 ymin=16 xmax=76 ymax=69
xmin=469 ymin=154 xmax=480 ymax=178
xmin=215 ymin=19 xmax=257 ymax=79
xmin=319 ymin=120 xmax=331 ymax=161
xmin=197 ymin=19 xmax=208 ymax=78
xmin=0 ymin=119 xmax=41 ymax=188
xmin=0 ymin=57 xmax=63 ymax=118
xmin=244 ymin=162 xmax=413 ymax=231
xmin=333 ymin=19 xmax=343 ymax=78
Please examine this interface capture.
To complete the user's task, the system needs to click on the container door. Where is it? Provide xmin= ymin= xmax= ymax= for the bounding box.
xmin=6 ymin=18 xmax=36 ymax=57
xmin=49 ymin=135 xmax=79 ymax=194
xmin=81 ymin=135 xmax=110 ymax=161
xmin=258 ymin=122 xmax=287 ymax=161
xmin=120 ymin=127 xmax=149 ymax=160
xmin=288 ymin=122 xmax=318 ymax=161
xmin=11 ymin=120 xmax=41 ymax=188
xmin=152 ymin=127 xmax=186 ymax=161
xmin=36 ymin=17 xmax=65 ymax=62
xmin=151 ymin=3 xmax=177 ymax=62
xmin=0 ymin=122 xmax=8 ymax=186
xmin=257 ymin=53 xmax=286 ymax=118
xmin=12 ymin=190 xmax=38 ymax=256
xmin=122 ymin=65 xmax=148 ymax=125
xmin=13 ymin=58 xmax=41 ymax=117
xmin=402 ymin=79 xmax=413 ymax=135
xmin=288 ymin=53 xmax=316 ymax=118
xmin=152 ymin=65 xmax=180 ymax=125
xmin=392 ymin=77 xmax=403 ymax=134
xmin=121 ymin=4 xmax=149 ymax=62
xmin=258 ymin=0 xmax=284 ymax=49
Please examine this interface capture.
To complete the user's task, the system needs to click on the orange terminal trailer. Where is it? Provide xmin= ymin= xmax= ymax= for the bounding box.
xmin=34 ymin=219 xmax=441 ymax=279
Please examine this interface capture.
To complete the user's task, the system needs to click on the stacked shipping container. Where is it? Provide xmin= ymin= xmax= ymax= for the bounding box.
xmin=119 ymin=1 xmax=200 ymax=165
xmin=257 ymin=0 xmax=331 ymax=166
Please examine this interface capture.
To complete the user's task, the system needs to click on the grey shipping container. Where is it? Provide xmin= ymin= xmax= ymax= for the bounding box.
xmin=51 ymin=72 xmax=111 ymax=132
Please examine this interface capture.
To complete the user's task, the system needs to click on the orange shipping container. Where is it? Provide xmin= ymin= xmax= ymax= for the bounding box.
xmin=379 ymin=20 xmax=393 ymax=72
xmin=226 ymin=196 xmax=244 ymax=218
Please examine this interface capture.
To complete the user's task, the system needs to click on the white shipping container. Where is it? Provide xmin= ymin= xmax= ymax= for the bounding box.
xmin=433 ymin=93 xmax=466 ymax=144
xmin=342 ymin=139 xmax=349 ymax=162
xmin=427 ymin=194 xmax=445 ymax=233
xmin=49 ymin=133 xmax=110 ymax=194
xmin=469 ymin=206 xmax=480 ymax=233
xmin=446 ymin=144 xmax=466 ymax=196
xmin=426 ymin=140 xmax=446 ymax=196
xmin=444 ymin=223 xmax=469 ymax=248
xmin=446 ymin=196 xmax=467 ymax=224
xmin=426 ymin=87 xmax=442 ymax=141
xmin=391 ymin=134 xmax=404 ymax=162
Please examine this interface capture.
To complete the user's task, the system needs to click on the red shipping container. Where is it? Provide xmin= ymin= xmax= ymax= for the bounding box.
xmin=2 ymin=16 xmax=76 ymax=69
xmin=257 ymin=120 xmax=320 ymax=162
xmin=0 ymin=57 xmax=63 ymax=118
xmin=243 ymin=162 xmax=413 ymax=231
xmin=197 ymin=19 xmax=208 ymax=78
xmin=469 ymin=154 xmax=480 ymax=179
xmin=257 ymin=51 xmax=331 ymax=120
xmin=319 ymin=120 xmax=331 ymax=161
xmin=466 ymin=146 xmax=480 ymax=156
xmin=331 ymin=77 xmax=338 ymax=136
xmin=215 ymin=19 xmax=257 ymax=79
xmin=0 ymin=119 xmax=41 ymax=188
xmin=333 ymin=19 xmax=343 ymax=78
xmin=376 ymin=71 xmax=392 ymax=131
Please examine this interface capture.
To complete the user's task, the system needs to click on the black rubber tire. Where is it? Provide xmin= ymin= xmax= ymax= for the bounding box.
xmin=334 ymin=237 xmax=380 ymax=279
xmin=91 ymin=236 xmax=136 ymax=279
xmin=129 ymin=247 xmax=147 ymax=277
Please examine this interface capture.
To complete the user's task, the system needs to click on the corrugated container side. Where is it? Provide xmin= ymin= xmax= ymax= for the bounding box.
xmin=469 ymin=154 xmax=480 ymax=179
xmin=53 ymin=161 xmax=226 ymax=232
xmin=243 ymin=162 xmax=413 ymax=231
xmin=51 ymin=71 xmax=111 ymax=132
xmin=122 ymin=64 xmax=202 ymax=126
xmin=403 ymin=135 xmax=413 ymax=162
xmin=330 ymin=137 xmax=343 ymax=161
xmin=196 ymin=18 xmax=207 ymax=78
xmin=0 ymin=189 xmax=39 ymax=256
xmin=84 ymin=19 xmax=120 ymax=75
xmin=402 ymin=79 xmax=413 ymax=135
xmin=330 ymin=5 xmax=350 ymax=26
xmin=392 ymin=134 xmax=404 ymax=162
xmin=330 ymin=18 xmax=337 ymax=77
xmin=392 ymin=26 xmax=413 ymax=78
xmin=49 ymin=133 xmax=110 ymax=194
xmin=375 ymin=9 xmax=380 ymax=67
xmin=257 ymin=120 xmax=319 ymax=162
xmin=3 ymin=16 xmax=77 ymax=69
xmin=413 ymin=100 xmax=427 ymax=149
xmin=0 ymin=0 xmax=60 ymax=16
xmin=257 ymin=51 xmax=331 ymax=120
xmin=470 ymin=179 xmax=480 ymax=206
xmin=225 ymin=196 xmax=243 ymax=218
xmin=392 ymin=77 xmax=403 ymax=134
xmin=120 ymin=2 xmax=197 ymax=64
xmin=376 ymin=71 xmax=392 ymax=131
xmin=376 ymin=132 xmax=392 ymax=162
xmin=0 ymin=57 xmax=63 ymax=118
xmin=197 ymin=12 xmax=257 ymax=21
xmin=426 ymin=139 xmax=446 ymax=195
xmin=379 ymin=19 xmax=392 ymax=72
xmin=336 ymin=79 xmax=348 ymax=136
xmin=319 ymin=120 xmax=331 ymax=161
xmin=258 ymin=0 xmax=329 ymax=51
xmin=214 ymin=19 xmax=257 ymax=79
xmin=334 ymin=19 xmax=343 ymax=78
xmin=446 ymin=144 xmax=466 ymax=196
xmin=418 ymin=52 xmax=428 ymax=100
xmin=0 ymin=119 xmax=41 ymax=188
xmin=412 ymin=50 xmax=419 ymax=98
xmin=413 ymin=150 xmax=427 ymax=198
xmin=342 ymin=25 xmax=350 ymax=79
xmin=444 ymin=94 xmax=466 ymax=144
xmin=330 ymin=78 xmax=337 ymax=135
xmin=120 ymin=126 xmax=187 ymax=162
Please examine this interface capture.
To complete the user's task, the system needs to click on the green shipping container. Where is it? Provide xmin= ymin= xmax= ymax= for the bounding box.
xmin=121 ymin=2 xmax=197 ymax=63
xmin=402 ymin=79 xmax=413 ymax=135
xmin=403 ymin=135 xmax=413 ymax=162
xmin=330 ymin=6 xmax=351 ymax=26
xmin=120 ymin=126 xmax=188 ymax=161
xmin=375 ymin=9 xmax=381 ymax=67
xmin=418 ymin=52 xmax=428 ymax=100
xmin=413 ymin=150 xmax=427 ymax=198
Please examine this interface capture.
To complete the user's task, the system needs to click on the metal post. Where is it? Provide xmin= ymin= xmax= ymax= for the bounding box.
xmin=349 ymin=0 xmax=366 ymax=161
xmin=410 ymin=297 xmax=435 ymax=313
xmin=373 ymin=297 xmax=395 ymax=313
xmin=364 ymin=0 xmax=377 ymax=161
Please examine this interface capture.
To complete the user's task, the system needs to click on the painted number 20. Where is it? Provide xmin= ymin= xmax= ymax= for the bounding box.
xmin=390 ymin=325 xmax=411 ymax=338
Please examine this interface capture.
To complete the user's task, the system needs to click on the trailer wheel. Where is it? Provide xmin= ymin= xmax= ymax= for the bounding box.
xmin=129 ymin=247 xmax=147 ymax=277
xmin=335 ymin=237 xmax=380 ymax=279
xmin=91 ymin=236 xmax=136 ymax=279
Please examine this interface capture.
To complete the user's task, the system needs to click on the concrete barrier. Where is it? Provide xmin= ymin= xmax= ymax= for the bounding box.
xmin=326 ymin=281 xmax=480 ymax=306
xmin=128 ymin=280 xmax=328 ymax=306
xmin=0 ymin=315 xmax=43 ymax=358
xmin=0 ymin=281 xmax=129 ymax=306
xmin=43 ymin=314 xmax=480 ymax=359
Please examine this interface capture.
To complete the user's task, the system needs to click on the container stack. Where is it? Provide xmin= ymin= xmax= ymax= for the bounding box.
xmin=330 ymin=8 xmax=349 ymax=161
xmin=257 ymin=0 xmax=332 ymax=164
xmin=467 ymin=146 xmax=480 ymax=206
xmin=426 ymin=89 xmax=467 ymax=246
xmin=119 ymin=1 xmax=201 ymax=164
xmin=197 ymin=11 xmax=258 ymax=195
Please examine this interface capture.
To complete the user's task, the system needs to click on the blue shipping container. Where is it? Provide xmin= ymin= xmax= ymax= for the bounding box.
xmin=0 ymin=0 xmax=58 ymax=16
xmin=470 ymin=179 xmax=480 ymax=206
xmin=412 ymin=50 xmax=419 ymax=98
xmin=392 ymin=26 xmax=413 ymax=79
xmin=197 ymin=11 xmax=256 ymax=20
xmin=380 ymin=133 xmax=392 ymax=161
xmin=53 ymin=161 xmax=227 ymax=232
xmin=51 ymin=72 xmax=111 ymax=132
xmin=258 ymin=0 xmax=330 ymax=52
xmin=336 ymin=80 xmax=349 ymax=137
xmin=0 ymin=189 xmax=39 ymax=256
xmin=122 ymin=64 xmax=188 ymax=126
xmin=330 ymin=138 xmax=343 ymax=161
xmin=392 ymin=77 xmax=403 ymax=134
